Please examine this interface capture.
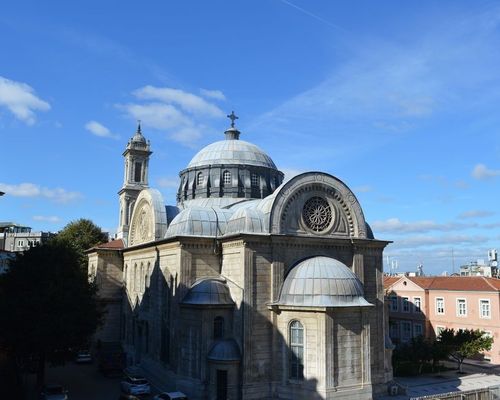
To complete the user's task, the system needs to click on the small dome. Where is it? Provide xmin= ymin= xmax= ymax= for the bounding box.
xmin=187 ymin=139 xmax=277 ymax=169
xmin=207 ymin=339 xmax=241 ymax=362
xmin=165 ymin=207 xmax=233 ymax=238
xmin=278 ymin=256 xmax=372 ymax=307
xmin=225 ymin=207 xmax=267 ymax=235
xmin=182 ymin=278 xmax=235 ymax=306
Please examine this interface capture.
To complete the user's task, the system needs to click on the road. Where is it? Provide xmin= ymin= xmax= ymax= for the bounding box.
xmin=26 ymin=361 xmax=162 ymax=400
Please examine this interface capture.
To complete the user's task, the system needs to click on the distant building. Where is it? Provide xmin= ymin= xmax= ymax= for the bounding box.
xmin=0 ymin=222 xmax=55 ymax=252
xmin=385 ymin=275 xmax=500 ymax=362
xmin=0 ymin=249 xmax=15 ymax=274
xmin=460 ymin=250 xmax=498 ymax=277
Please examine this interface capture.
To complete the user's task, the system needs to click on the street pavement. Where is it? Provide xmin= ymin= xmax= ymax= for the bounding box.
xmin=25 ymin=361 xmax=163 ymax=400
xmin=377 ymin=361 xmax=500 ymax=400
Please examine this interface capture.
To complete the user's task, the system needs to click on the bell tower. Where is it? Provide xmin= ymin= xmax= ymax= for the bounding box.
xmin=116 ymin=123 xmax=152 ymax=245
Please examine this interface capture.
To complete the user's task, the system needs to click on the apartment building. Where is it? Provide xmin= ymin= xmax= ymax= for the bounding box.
xmin=384 ymin=275 xmax=500 ymax=363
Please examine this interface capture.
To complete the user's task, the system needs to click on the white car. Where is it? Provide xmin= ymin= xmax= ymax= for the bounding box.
xmin=154 ymin=392 xmax=188 ymax=400
xmin=120 ymin=375 xmax=151 ymax=396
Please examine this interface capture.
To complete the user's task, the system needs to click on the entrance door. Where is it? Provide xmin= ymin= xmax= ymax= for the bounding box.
xmin=216 ymin=369 xmax=228 ymax=400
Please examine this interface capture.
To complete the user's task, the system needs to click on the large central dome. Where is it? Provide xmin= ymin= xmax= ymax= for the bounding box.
xmin=187 ymin=139 xmax=277 ymax=169
xmin=177 ymin=120 xmax=284 ymax=206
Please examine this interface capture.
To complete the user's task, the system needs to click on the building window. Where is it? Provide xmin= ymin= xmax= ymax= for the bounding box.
xmin=223 ymin=170 xmax=231 ymax=185
xmin=389 ymin=322 xmax=399 ymax=339
xmin=289 ymin=320 xmax=304 ymax=380
xmin=414 ymin=297 xmax=422 ymax=312
xmin=251 ymin=173 xmax=259 ymax=188
xmin=457 ymin=298 xmax=467 ymax=317
xmin=436 ymin=297 xmax=445 ymax=315
xmin=197 ymin=172 xmax=203 ymax=186
xmin=402 ymin=321 xmax=411 ymax=341
xmin=480 ymin=299 xmax=491 ymax=319
xmin=216 ymin=369 xmax=228 ymax=400
xmin=414 ymin=323 xmax=423 ymax=337
xmin=214 ymin=316 xmax=224 ymax=339
xmin=134 ymin=162 xmax=142 ymax=182
xmin=402 ymin=297 xmax=410 ymax=312
xmin=389 ymin=296 xmax=398 ymax=312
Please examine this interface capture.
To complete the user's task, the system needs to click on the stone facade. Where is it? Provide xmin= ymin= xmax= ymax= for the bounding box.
xmin=88 ymin=122 xmax=392 ymax=399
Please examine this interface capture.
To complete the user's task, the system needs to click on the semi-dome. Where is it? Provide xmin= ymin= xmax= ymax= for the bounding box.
xmin=182 ymin=278 xmax=235 ymax=306
xmin=187 ymin=139 xmax=277 ymax=169
xmin=165 ymin=207 xmax=233 ymax=238
xmin=207 ymin=339 xmax=241 ymax=362
xmin=277 ymin=256 xmax=372 ymax=307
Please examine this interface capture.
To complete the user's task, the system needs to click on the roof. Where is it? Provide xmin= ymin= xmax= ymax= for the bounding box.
xmin=384 ymin=275 xmax=500 ymax=292
xmin=182 ymin=278 xmax=235 ymax=306
xmin=277 ymin=256 xmax=372 ymax=307
xmin=187 ymin=139 xmax=277 ymax=169
xmin=207 ymin=339 xmax=241 ymax=361
xmin=89 ymin=239 xmax=125 ymax=250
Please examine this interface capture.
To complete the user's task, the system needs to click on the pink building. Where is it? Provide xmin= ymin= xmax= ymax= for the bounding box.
xmin=384 ymin=275 xmax=500 ymax=363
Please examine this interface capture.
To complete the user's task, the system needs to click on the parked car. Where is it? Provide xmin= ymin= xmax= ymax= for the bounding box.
xmin=118 ymin=395 xmax=140 ymax=400
xmin=75 ymin=350 xmax=92 ymax=363
xmin=120 ymin=375 xmax=151 ymax=396
xmin=154 ymin=392 xmax=188 ymax=400
xmin=40 ymin=384 xmax=68 ymax=400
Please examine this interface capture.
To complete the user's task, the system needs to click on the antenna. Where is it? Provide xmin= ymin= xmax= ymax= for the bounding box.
xmin=451 ymin=248 xmax=455 ymax=275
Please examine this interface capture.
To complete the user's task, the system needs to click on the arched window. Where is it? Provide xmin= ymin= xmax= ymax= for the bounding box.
xmin=140 ymin=263 xmax=144 ymax=291
xmin=214 ymin=316 xmax=224 ymax=339
xmin=124 ymin=264 xmax=128 ymax=284
xmin=223 ymin=170 xmax=231 ymax=185
xmin=251 ymin=173 xmax=259 ymax=188
xmin=197 ymin=172 xmax=204 ymax=186
xmin=289 ymin=320 xmax=304 ymax=380
xmin=134 ymin=263 xmax=138 ymax=292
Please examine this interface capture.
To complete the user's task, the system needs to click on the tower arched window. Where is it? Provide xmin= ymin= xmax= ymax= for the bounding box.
xmin=289 ymin=320 xmax=304 ymax=380
xmin=197 ymin=172 xmax=204 ymax=186
xmin=223 ymin=171 xmax=231 ymax=186
xmin=214 ymin=316 xmax=224 ymax=339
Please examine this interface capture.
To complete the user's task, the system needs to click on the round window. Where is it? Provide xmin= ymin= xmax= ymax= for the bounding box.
xmin=302 ymin=196 xmax=333 ymax=233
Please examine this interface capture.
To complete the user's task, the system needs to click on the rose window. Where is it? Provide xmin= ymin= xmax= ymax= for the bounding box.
xmin=303 ymin=196 xmax=332 ymax=232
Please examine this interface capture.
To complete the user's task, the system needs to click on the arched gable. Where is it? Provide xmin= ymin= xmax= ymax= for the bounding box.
xmin=128 ymin=188 xmax=167 ymax=246
xmin=269 ymin=172 xmax=367 ymax=238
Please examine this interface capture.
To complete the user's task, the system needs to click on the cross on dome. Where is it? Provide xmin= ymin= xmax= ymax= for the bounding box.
xmin=227 ymin=111 xmax=239 ymax=128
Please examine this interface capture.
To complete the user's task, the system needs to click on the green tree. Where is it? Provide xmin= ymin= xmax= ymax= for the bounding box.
xmin=393 ymin=336 xmax=434 ymax=375
xmin=56 ymin=218 xmax=107 ymax=267
xmin=438 ymin=328 xmax=493 ymax=372
xmin=0 ymin=241 xmax=103 ymax=388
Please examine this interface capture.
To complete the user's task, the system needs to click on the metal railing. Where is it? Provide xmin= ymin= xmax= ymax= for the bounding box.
xmin=410 ymin=385 xmax=500 ymax=400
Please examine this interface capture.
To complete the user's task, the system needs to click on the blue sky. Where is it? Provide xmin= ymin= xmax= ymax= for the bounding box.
xmin=1 ymin=0 xmax=499 ymax=275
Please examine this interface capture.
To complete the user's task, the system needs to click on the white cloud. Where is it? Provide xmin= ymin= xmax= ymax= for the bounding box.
xmin=353 ymin=185 xmax=373 ymax=193
xmin=119 ymin=103 xmax=191 ymax=130
xmin=371 ymin=218 xmax=473 ymax=234
xmin=280 ymin=167 xmax=305 ymax=182
xmin=85 ymin=120 xmax=119 ymax=139
xmin=390 ymin=234 xmax=488 ymax=249
xmin=458 ymin=210 xmax=495 ymax=219
xmin=471 ymin=163 xmax=500 ymax=180
xmin=33 ymin=215 xmax=61 ymax=223
xmin=200 ymin=88 xmax=226 ymax=101
xmin=157 ymin=177 xmax=179 ymax=189
xmin=169 ymin=126 xmax=203 ymax=148
xmin=0 ymin=76 xmax=50 ymax=125
xmin=0 ymin=182 xmax=82 ymax=203
xmin=133 ymin=86 xmax=224 ymax=117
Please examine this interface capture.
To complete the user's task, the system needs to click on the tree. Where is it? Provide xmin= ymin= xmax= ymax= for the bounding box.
xmin=56 ymin=218 xmax=107 ymax=267
xmin=438 ymin=328 xmax=493 ymax=372
xmin=0 ymin=241 xmax=103 ymax=388
xmin=393 ymin=336 xmax=434 ymax=375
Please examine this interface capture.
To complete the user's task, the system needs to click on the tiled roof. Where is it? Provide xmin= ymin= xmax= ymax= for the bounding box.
xmin=383 ymin=276 xmax=401 ymax=288
xmin=90 ymin=239 xmax=125 ymax=250
xmin=384 ymin=275 xmax=500 ymax=292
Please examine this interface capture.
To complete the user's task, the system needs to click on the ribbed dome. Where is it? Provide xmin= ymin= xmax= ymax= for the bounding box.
xmin=187 ymin=139 xmax=277 ymax=169
xmin=278 ymin=256 xmax=372 ymax=307
xmin=182 ymin=278 xmax=235 ymax=306
xmin=165 ymin=207 xmax=232 ymax=238
xmin=207 ymin=339 xmax=241 ymax=362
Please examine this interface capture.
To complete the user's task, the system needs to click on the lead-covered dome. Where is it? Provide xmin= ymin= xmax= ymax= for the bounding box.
xmin=177 ymin=121 xmax=284 ymax=206
xmin=188 ymin=139 xmax=277 ymax=169
xmin=182 ymin=278 xmax=235 ymax=306
xmin=277 ymin=256 xmax=372 ymax=307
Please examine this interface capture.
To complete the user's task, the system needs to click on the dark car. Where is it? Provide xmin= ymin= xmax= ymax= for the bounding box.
xmin=118 ymin=395 xmax=140 ymax=400
xmin=40 ymin=384 xmax=68 ymax=400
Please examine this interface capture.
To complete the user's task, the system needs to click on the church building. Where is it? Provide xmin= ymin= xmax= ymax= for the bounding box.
xmin=88 ymin=114 xmax=392 ymax=399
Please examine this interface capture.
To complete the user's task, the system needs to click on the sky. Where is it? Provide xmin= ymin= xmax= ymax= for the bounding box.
xmin=1 ymin=0 xmax=499 ymax=275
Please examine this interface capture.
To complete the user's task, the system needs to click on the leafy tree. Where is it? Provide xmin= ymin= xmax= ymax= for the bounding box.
xmin=393 ymin=335 xmax=434 ymax=375
xmin=438 ymin=328 xmax=493 ymax=372
xmin=56 ymin=218 xmax=107 ymax=267
xmin=0 ymin=241 xmax=103 ymax=388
